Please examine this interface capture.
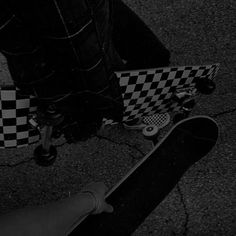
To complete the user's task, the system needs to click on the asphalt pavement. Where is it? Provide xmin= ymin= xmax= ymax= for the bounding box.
xmin=0 ymin=0 xmax=235 ymax=235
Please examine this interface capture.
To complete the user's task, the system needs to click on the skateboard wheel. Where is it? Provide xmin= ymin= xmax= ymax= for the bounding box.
xmin=34 ymin=145 xmax=57 ymax=166
xmin=196 ymin=78 xmax=216 ymax=95
xmin=143 ymin=125 xmax=159 ymax=139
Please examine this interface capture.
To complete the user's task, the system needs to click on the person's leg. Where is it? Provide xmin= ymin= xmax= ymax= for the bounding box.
xmin=112 ymin=0 xmax=170 ymax=70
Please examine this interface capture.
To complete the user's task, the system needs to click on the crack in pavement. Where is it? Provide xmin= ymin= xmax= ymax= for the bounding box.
xmin=177 ymin=184 xmax=189 ymax=236
xmin=211 ymin=107 xmax=236 ymax=118
xmin=0 ymin=157 xmax=34 ymax=168
xmin=95 ymin=134 xmax=145 ymax=157
xmin=0 ymin=134 xmax=146 ymax=168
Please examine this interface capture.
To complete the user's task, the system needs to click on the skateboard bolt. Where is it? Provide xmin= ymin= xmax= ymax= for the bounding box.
xmin=143 ymin=125 xmax=159 ymax=138
xmin=147 ymin=126 xmax=154 ymax=132
xmin=143 ymin=125 xmax=159 ymax=145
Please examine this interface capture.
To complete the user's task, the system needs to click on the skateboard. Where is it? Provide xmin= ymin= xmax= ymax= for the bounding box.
xmin=103 ymin=63 xmax=219 ymax=126
xmin=0 ymin=64 xmax=219 ymax=165
xmin=0 ymin=86 xmax=40 ymax=148
xmin=67 ymin=115 xmax=219 ymax=235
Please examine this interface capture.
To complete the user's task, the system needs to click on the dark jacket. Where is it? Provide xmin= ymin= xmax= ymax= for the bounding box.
xmin=0 ymin=0 xmax=124 ymax=123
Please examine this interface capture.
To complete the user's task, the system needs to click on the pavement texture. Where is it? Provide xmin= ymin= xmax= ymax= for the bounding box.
xmin=0 ymin=0 xmax=235 ymax=235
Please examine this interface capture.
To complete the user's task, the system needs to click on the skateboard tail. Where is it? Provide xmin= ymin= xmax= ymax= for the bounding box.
xmin=69 ymin=116 xmax=218 ymax=236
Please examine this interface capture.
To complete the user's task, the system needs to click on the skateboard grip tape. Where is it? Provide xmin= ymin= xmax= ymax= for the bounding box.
xmin=71 ymin=116 xmax=218 ymax=235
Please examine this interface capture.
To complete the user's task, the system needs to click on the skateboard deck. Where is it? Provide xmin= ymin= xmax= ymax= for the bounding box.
xmin=104 ymin=63 xmax=219 ymax=126
xmin=0 ymin=64 xmax=219 ymax=148
xmin=68 ymin=115 xmax=219 ymax=235
xmin=115 ymin=63 xmax=219 ymax=122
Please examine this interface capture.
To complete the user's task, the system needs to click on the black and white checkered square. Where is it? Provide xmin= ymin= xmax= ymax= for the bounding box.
xmin=0 ymin=64 xmax=220 ymax=145
xmin=0 ymin=86 xmax=40 ymax=148
xmin=114 ymin=63 xmax=220 ymax=122
xmin=143 ymin=113 xmax=170 ymax=128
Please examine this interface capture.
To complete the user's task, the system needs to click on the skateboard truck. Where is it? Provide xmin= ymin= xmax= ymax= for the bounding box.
xmin=34 ymin=142 xmax=57 ymax=167
xmin=173 ymin=99 xmax=196 ymax=124
xmin=172 ymin=88 xmax=195 ymax=103
xmin=33 ymin=105 xmax=64 ymax=166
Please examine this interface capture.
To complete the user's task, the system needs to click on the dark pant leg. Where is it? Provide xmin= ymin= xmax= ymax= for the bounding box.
xmin=112 ymin=0 xmax=170 ymax=70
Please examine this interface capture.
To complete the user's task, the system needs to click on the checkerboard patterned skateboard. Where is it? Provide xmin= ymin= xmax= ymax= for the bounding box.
xmin=0 ymin=63 xmax=219 ymax=148
xmin=0 ymin=86 xmax=40 ymax=149
xmin=103 ymin=63 xmax=219 ymax=125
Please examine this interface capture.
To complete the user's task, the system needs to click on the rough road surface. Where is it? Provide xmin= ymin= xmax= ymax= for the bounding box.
xmin=0 ymin=0 xmax=235 ymax=235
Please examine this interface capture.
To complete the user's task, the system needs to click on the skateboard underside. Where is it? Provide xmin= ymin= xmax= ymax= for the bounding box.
xmin=0 ymin=64 xmax=219 ymax=148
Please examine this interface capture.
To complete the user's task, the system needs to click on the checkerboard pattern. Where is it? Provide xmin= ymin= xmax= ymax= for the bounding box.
xmin=143 ymin=113 xmax=170 ymax=128
xmin=0 ymin=86 xmax=40 ymax=148
xmin=115 ymin=63 xmax=220 ymax=122
xmin=0 ymin=64 xmax=220 ymax=148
